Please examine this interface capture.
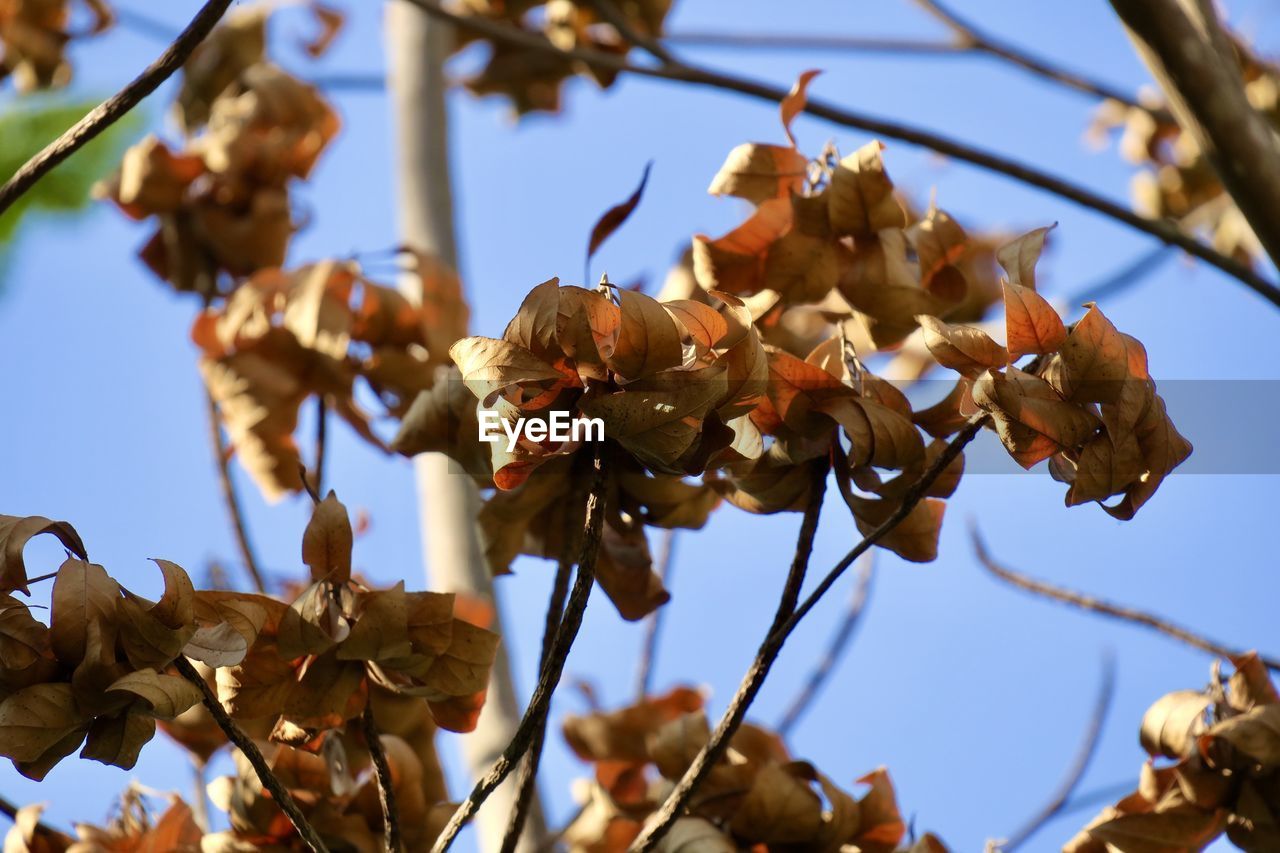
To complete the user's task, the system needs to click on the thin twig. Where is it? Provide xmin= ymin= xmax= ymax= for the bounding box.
xmin=174 ymin=657 xmax=330 ymax=853
xmin=971 ymin=527 xmax=1280 ymax=672
xmin=632 ymin=416 xmax=988 ymax=851
xmin=585 ymin=0 xmax=676 ymax=66
xmin=0 ymin=0 xmax=234 ymax=215
xmin=501 ymin=506 xmax=581 ymax=853
xmin=629 ymin=461 xmax=828 ymax=851
xmin=634 ymin=528 xmax=677 ymax=700
xmin=362 ymin=703 xmax=402 ymax=853
xmin=776 ymin=552 xmax=875 ymax=738
xmin=395 ymin=0 xmax=1280 ymax=309
xmin=314 ymin=395 xmax=328 ymax=498
xmin=995 ymin=653 xmax=1116 ymax=852
xmin=431 ymin=452 xmax=608 ymax=853
xmin=205 ymin=390 xmax=269 ymax=594
xmin=912 ymin=0 xmax=1162 ymax=116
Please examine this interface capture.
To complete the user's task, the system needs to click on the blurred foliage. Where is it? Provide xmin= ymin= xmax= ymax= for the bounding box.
xmin=0 ymin=97 xmax=140 ymax=287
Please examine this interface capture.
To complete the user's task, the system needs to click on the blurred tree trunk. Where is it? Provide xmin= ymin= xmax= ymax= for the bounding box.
xmin=384 ymin=5 xmax=547 ymax=849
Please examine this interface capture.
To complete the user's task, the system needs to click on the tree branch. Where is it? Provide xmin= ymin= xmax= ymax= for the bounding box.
xmin=1108 ymin=0 xmax=1280 ymax=270
xmin=912 ymin=0 xmax=1163 ymax=117
xmin=995 ymin=653 xmax=1116 ymax=852
xmin=585 ymin=0 xmax=676 ymax=66
xmin=395 ymin=0 xmax=1280 ymax=309
xmin=776 ymin=552 xmax=874 ymax=738
xmin=0 ymin=0 xmax=234 ymax=216
xmin=431 ymin=452 xmax=608 ymax=853
xmin=174 ymin=657 xmax=330 ymax=853
xmin=629 ymin=460 xmax=828 ymax=851
xmin=501 ymin=502 xmax=582 ymax=853
xmin=972 ymin=527 xmax=1280 ymax=672
xmin=361 ymin=703 xmax=402 ymax=853
xmin=633 ymin=529 xmax=677 ymax=700
xmin=205 ymin=390 xmax=269 ymax=594
xmin=631 ymin=415 xmax=987 ymax=851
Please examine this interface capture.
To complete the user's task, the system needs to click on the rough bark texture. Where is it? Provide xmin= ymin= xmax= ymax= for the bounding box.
xmin=384 ymin=5 xmax=546 ymax=850
xmin=1110 ymin=0 xmax=1280 ymax=269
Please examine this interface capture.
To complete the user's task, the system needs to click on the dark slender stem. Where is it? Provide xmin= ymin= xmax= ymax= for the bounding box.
xmin=174 ymin=657 xmax=330 ymax=853
xmin=629 ymin=461 xmax=828 ymax=851
xmin=912 ymin=0 xmax=1162 ymax=117
xmin=314 ymin=395 xmax=328 ymax=498
xmin=431 ymin=452 xmax=608 ymax=853
xmin=776 ymin=552 xmax=874 ymax=737
xmin=632 ymin=416 xmax=987 ymax=851
xmin=206 ymin=391 xmax=269 ymax=594
xmin=585 ymin=0 xmax=676 ymax=65
xmin=0 ymin=0 xmax=234 ymax=215
xmin=501 ymin=513 xmax=579 ymax=853
xmin=972 ymin=527 xmax=1280 ymax=672
xmin=362 ymin=703 xmax=402 ymax=853
xmin=634 ymin=529 xmax=677 ymax=700
xmin=395 ymin=0 xmax=1280 ymax=309
xmin=999 ymin=654 xmax=1116 ymax=852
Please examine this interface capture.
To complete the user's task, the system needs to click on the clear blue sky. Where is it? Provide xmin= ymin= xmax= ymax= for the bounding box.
xmin=2 ymin=1 xmax=1278 ymax=850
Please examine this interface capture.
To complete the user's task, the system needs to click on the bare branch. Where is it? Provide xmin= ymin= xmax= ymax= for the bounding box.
xmin=634 ymin=528 xmax=677 ymax=700
xmin=1109 ymin=0 xmax=1280 ymax=269
xmin=0 ymin=0 xmax=234 ymax=216
xmin=361 ymin=704 xmax=402 ymax=853
xmin=431 ymin=452 xmax=608 ymax=853
xmin=776 ymin=552 xmax=875 ymax=738
xmin=631 ymin=415 xmax=988 ymax=851
xmin=174 ymin=657 xmax=330 ymax=853
xmin=501 ymin=496 xmax=583 ymax=853
xmin=995 ymin=653 xmax=1116 ymax=852
xmin=913 ymin=0 xmax=1163 ymax=116
xmin=972 ymin=527 xmax=1280 ymax=672
xmin=205 ymin=391 xmax=269 ymax=594
xmin=585 ymin=0 xmax=676 ymax=66
xmin=395 ymin=0 xmax=1280 ymax=309
xmin=313 ymin=396 xmax=328 ymax=498
xmin=630 ymin=461 xmax=828 ymax=851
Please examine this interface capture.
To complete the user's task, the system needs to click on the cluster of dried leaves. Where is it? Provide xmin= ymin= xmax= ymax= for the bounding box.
xmin=455 ymin=0 xmax=672 ymax=114
xmin=1068 ymin=653 xmax=1280 ymax=852
xmin=393 ymin=79 xmax=1188 ymax=624
xmin=0 ymin=495 xmax=493 ymax=851
xmin=193 ymin=254 xmax=467 ymax=499
xmin=1090 ymin=34 xmax=1279 ymax=266
xmin=95 ymin=4 xmax=340 ymax=293
xmin=556 ymin=686 xmax=947 ymax=852
xmin=0 ymin=0 xmax=110 ymax=92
